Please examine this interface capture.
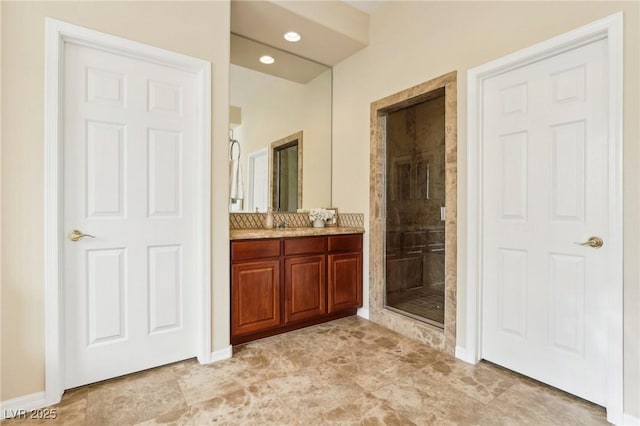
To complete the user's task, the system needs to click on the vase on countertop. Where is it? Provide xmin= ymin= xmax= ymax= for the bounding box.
xmin=313 ymin=218 xmax=325 ymax=228
xmin=264 ymin=210 xmax=274 ymax=229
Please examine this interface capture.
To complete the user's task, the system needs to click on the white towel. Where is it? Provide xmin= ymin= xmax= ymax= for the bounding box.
xmin=229 ymin=158 xmax=244 ymax=201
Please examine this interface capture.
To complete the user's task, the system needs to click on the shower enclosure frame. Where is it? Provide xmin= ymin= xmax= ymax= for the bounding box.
xmin=369 ymin=71 xmax=457 ymax=354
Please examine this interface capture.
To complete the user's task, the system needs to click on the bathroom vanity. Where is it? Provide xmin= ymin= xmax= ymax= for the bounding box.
xmin=230 ymin=230 xmax=363 ymax=344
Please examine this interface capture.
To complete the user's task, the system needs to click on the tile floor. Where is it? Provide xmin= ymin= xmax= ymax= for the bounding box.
xmin=2 ymin=317 xmax=607 ymax=425
xmin=386 ymin=286 xmax=445 ymax=325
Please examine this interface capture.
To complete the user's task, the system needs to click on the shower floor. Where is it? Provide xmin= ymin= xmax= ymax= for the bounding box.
xmin=386 ymin=285 xmax=445 ymax=326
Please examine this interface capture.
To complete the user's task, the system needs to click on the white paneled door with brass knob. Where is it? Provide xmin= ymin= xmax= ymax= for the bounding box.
xmin=63 ymin=42 xmax=199 ymax=388
xmin=481 ymin=38 xmax=609 ymax=405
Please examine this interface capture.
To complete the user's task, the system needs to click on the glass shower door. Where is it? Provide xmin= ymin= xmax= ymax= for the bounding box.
xmin=384 ymin=94 xmax=446 ymax=328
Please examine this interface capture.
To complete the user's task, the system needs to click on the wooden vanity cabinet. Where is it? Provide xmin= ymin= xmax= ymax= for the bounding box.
xmin=231 ymin=239 xmax=281 ymax=336
xmin=284 ymin=236 xmax=326 ymax=323
xmin=328 ymin=235 xmax=363 ymax=312
xmin=231 ymin=259 xmax=280 ymax=335
xmin=231 ymin=234 xmax=362 ymax=344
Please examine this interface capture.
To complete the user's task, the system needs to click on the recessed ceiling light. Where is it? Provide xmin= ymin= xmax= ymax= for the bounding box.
xmin=284 ymin=31 xmax=302 ymax=42
xmin=259 ymin=55 xmax=275 ymax=65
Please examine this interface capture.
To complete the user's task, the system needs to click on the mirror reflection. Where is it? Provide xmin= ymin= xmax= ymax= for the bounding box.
xmin=229 ymin=34 xmax=332 ymax=212
xmin=271 ymin=131 xmax=302 ymax=212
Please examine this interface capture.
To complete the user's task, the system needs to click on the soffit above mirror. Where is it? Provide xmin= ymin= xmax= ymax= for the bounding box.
xmin=231 ymin=34 xmax=328 ymax=84
xmin=230 ymin=0 xmax=370 ymax=67
xmin=343 ymin=1 xmax=384 ymax=15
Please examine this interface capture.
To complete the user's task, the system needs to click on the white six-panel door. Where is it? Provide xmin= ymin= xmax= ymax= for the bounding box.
xmin=248 ymin=148 xmax=268 ymax=213
xmin=481 ymin=38 xmax=608 ymax=405
xmin=63 ymin=42 xmax=198 ymax=388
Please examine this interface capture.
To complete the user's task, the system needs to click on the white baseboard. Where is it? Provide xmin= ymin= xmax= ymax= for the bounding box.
xmin=1 ymin=391 xmax=47 ymax=419
xmin=455 ymin=345 xmax=478 ymax=364
xmin=357 ymin=307 xmax=370 ymax=319
xmin=204 ymin=345 xmax=232 ymax=364
xmin=623 ymin=413 xmax=640 ymax=426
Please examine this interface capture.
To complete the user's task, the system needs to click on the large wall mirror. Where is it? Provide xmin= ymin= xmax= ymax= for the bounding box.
xmin=229 ymin=34 xmax=332 ymax=212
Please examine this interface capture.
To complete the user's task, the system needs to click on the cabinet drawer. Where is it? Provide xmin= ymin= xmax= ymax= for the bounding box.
xmin=328 ymin=234 xmax=362 ymax=252
xmin=284 ymin=236 xmax=325 ymax=256
xmin=231 ymin=239 xmax=280 ymax=261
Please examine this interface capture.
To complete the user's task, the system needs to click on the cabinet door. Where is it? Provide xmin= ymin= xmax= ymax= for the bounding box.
xmin=284 ymin=255 xmax=326 ymax=323
xmin=232 ymin=259 xmax=281 ymax=336
xmin=328 ymin=252 xmax=362 ymax=313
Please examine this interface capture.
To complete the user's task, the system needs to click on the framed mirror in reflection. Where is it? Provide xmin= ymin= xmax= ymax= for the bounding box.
xmin=229 ymin=34 xmax=332 ymax=213
xmin=271 ymin=131 xmax=303 ymax=212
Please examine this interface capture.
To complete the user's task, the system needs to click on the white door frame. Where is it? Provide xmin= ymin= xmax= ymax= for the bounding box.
xmin=44 ymin=18 xmax=212 ymax=406
xmin=463 ymin=12 xmax=623 ymax=424
xmin=247 ymin=147 xmax=268 ymax=212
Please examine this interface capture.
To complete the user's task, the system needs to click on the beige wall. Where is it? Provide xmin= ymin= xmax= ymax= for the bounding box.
xmin=332 ymin=1 xmax=639 ymax=417
xmin=0 ymin=1 xmax=231 ymax=401
xmin=239 ymin=69 xmax=332 ymax=210
xmin=0 ymin=1 xmax=4 ymax=401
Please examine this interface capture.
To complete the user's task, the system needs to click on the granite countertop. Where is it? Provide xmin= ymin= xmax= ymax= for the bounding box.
xmin=230 ymin=227 xmax=365 ymax=240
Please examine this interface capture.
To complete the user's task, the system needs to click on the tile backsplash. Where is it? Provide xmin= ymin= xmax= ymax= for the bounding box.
xmin=230 ymin=212 xmax=364 ymax=229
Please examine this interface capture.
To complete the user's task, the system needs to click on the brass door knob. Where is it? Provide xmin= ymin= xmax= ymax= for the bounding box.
xmin=574 ymin=236 xmax=603 ymax=249
xmin=69 ymin=230 xmax=95 ymax=242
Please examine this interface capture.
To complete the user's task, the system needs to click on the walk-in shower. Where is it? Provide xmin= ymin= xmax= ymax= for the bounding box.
xmin=384 ymin=91 xmax=446 ymax=328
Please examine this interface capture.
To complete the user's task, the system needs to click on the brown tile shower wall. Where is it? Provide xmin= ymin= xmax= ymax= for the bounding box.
xmin=385 ymin=96 xmax=446 ymax=295
xmin=229 ymin=212 xmax=364 ymax=229
xmin=386 ymin=239 xmax=446 ymax=293
xmin=386 ymin=96 xmax=446 ymax=231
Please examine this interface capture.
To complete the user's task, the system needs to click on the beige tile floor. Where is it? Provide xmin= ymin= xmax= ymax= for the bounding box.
xmin=2 ymin=317 xmax=607 ymax=425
